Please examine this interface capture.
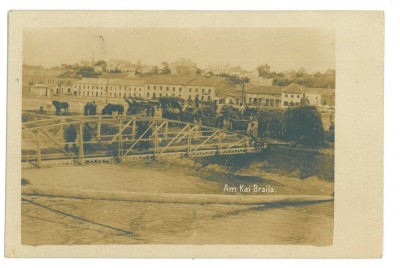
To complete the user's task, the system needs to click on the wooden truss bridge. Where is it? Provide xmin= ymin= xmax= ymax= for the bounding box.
xmin=22 ymin=115 xmax=267 ymax=168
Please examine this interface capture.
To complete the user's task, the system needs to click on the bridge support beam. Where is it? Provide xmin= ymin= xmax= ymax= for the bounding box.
xmin=118 ymin=118 xmax=123 ymax=158
xmin=154 ymin=121 xmax=159 ymax=158
xmin=36 ymin=131 xmax=41 ymax=167
xmin=79 ymin=123 xmax=84 ymax=164
xmin=97 ymin=116 xmax=101 ymax=140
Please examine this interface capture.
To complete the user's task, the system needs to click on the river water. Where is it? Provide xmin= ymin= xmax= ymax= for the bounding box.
xmin=21 ymin=152 xmax=334 ymax=246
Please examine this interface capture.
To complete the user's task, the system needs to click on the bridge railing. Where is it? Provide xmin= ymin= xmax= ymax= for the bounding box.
xmin=22 ymin=115 xmax=254 ymax=168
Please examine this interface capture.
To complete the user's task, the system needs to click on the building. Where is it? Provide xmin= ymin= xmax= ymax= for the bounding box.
xmin=144 ymin=76 xmax=236 ymax=102
xmin=245 ymin=85 xmax=282 ymax=107
xmin=204 ymin=64 xmax=230 ymax=75
xmin=281 ymin=83 xmax=304 ymax=107
xmin=249 ymin=70 xmax=274 ymax=86
xmin=22 ymin=68 xmax=79 ymax=96
xmin=185 ymin=77 xmax=235 ymax=102
xmin=144 ymin=76 xmax=197 ymax=99
xmin=106 ymin=59 xmax=132 ymax=72
xmin=282 ymin=83 xmax=335 ymax=108
xmin=303 ymin=87 xmax=335 ymax=107
xmin=213 ymin=82 xmax=242 ymax=105
xmin=71 ymin=75 xmax=237 ymax=103
xmin=244 ymin=82 xmax=335 ymax=108
xmin=54 ymin=71 xmax=80 ymax=95
xmin=29 ymin=84 xmax=54 ymax=96
xmin=22 ymin=68 xmax=63 ymax=94
xmin=73 ymin=78 xmax=146 ymax=98
xmin=170 ymin=58 xmax=198 ymax=75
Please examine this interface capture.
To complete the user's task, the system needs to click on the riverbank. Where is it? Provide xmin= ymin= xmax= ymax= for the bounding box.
xmin=22 ymin=146 xmax=334 ymax=196
xmin=21 ymin=145 xmax=334 ymax=245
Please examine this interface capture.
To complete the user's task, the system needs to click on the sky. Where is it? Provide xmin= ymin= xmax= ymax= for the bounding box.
xmin=23 ymin=28 xmax=335 ymax=73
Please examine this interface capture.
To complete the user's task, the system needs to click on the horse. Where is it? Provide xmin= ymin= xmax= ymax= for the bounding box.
xmin=102 ymin=103 xmax=125 ymax=116
xmin=159 ymin=96 xmax=185 ymax=121
xmin=52 ymin=100 xmax=69 ymax=115
xmin=125 ymin=97 xmax=159 ymax=116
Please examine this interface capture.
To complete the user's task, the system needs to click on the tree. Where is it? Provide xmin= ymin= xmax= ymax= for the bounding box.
xmin=94 ymin=60 xmax=106 ymax=66
xmin=61 ymin=64 xmax=78 ymax=70
xmin=282 ymin=106 xmax=325 ymax=147
xmin=276 ymin=72 xmax=285 ymax=78
xmin=195 ymin=68 xmax=202 ymax=75
xmin=160 ymin=61 xmax=171 ymax=74
xmin=151 ymin=65 xmax=159 ymax=75
xmin=77 ymin=66 xmax=100 ymax=78
xmin=296 ymin=67 xmax=306 ymax=77
xmin=256 ymin=64 xmax=271 ymax=78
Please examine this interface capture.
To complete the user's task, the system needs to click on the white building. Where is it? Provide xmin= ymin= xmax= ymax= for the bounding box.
xmin=170 ymin=58 xmax=198 ymax=75
xmin=281 ymin=83 xmax=335 ymax=108
xmin=204 ymin=64 xmax=230 ymax=75
xmin=73 ymin=78 xmax=146 ymax=98
xmin=29 ymin=84 xmax=54 ymax=96
xmin=185 ymin=77 xmax=226 ymax=102
xmin=144 ymin=76 xmax=232 ymax=101
xmin=106 ymin=59 xmax=132 ymax=72
xmin=281 ymin=83 xmax=303 ymax=107
xmin=245 ymin=85 xmax=282 ymax=107
xmin=144 ymin=76 xmax=196 ymax=99
xmin=303 ymin=88 xmax=335 ymax=107
xmin=72 ymin=76 xmax=237 ymax=102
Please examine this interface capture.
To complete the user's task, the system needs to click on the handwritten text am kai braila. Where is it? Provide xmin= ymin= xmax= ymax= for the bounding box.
xmin=223 ymin=184 xmax=277 ymax=193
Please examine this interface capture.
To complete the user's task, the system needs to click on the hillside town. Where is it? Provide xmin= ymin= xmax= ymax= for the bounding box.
xmin=22 ymin=58 xmax=335 ymax=110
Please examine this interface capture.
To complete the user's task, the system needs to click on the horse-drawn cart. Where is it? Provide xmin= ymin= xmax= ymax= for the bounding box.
xmin=229 ymin=119 xmax=250 ymax=133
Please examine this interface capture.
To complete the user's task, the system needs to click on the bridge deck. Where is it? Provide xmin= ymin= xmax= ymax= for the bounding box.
xmin=22 ymin=115 xmax=268 ymax=168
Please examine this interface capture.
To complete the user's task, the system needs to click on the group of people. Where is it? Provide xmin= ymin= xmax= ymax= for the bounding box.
xmin=84 ymin=101 xmax=97 ymax=116
xmin=64 ymin=124 xmax=78 ymax=153
xmin=63 ymin=123 xmax=93 ymax=154
xmin=145 ymin=105 xmax=156 ymax=117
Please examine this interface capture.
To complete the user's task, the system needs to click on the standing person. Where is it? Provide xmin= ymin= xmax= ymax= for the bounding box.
xmin=215 ymin=111 xmax=224 ymax=129
xmin=194 ymin=95 xmax=200 ymax=108
xmin=246 ymin=121 xmax=257 ymax=147
xmin=213 ymin=99 xmax=219 ymax=115
xmin=88 ymin=102 xmax=93 ymax=115
xmin=150 ymin=106 xmax=155 ymax=117
xmin=238 ymin=103 xmax=245 ymax=116
xmin=84 ymin=102 xmax=89 ymax=116
xmin=64 ymin=124 xmax=78 ymax=154
xmin=92 ymin=101 xmax=97 ymax=115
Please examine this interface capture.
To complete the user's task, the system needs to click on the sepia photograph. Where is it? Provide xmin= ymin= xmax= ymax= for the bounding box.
xmin=20 ymin=26 xmax=335 ymax=246
xmin=5 ymin=10 xmax=383 ymax=258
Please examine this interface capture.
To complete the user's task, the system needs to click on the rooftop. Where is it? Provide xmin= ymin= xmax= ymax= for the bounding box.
xmin=186 ymin=77 xmax=230 ymax=87
xmin=145 ymin=76 xmax=197 ymax=85
xmin=31 ymin=84 xmax=54 ymax=89
xmin=246 ymin=85 xmax=283 ymax=95
xmin=282 ymin=83 xmax=304 ymax=94
xmin=74 ymin=78 xmax=146 ymax=86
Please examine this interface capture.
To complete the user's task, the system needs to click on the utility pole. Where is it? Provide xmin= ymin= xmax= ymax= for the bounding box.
xmin=105 ymin=77 xmax=109 ymax=103
xmin=241 ymin=80 xmax=245 ymax=105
